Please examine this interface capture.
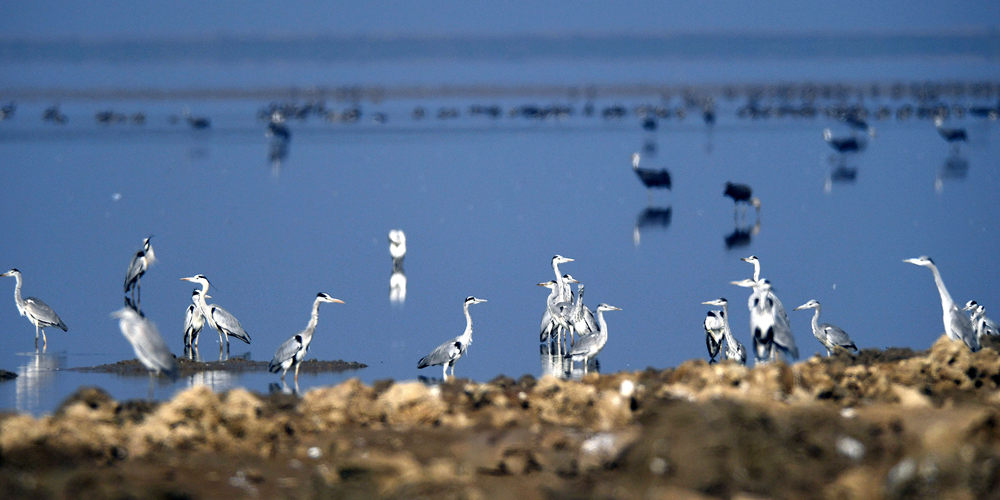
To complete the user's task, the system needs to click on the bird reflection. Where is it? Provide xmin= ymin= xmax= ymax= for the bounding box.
xmin=15 ymin=351 xmax=64 ymax=413
xmin=824 ymin=161 xmax=859 ymax=194
xmin=123 ymin=295 xmax=144 ymax=317
xmin=632 ymin=206 xmax=672 ymax=246
xmin=725 ymin=219 xmax=761 ymax=250
xmin=188 ymin=368 xmax=234 ymax=392
xmin=389 ymin=229 xmax=407 ymax=305
xmin=539 ymin=342 xmax=598 ymax=380
xmin=935 ymin=152 xmax=969 ymax=193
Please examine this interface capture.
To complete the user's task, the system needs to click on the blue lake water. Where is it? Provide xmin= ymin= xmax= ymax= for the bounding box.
xmin=1 ymin=34 xmax=999 ymax=414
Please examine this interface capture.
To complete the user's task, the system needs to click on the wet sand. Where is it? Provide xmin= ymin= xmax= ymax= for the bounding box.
xmin=1 ymin=336 xmax=998 ymax=499
xmin=72 ymin=358 xmax=368 ymax=377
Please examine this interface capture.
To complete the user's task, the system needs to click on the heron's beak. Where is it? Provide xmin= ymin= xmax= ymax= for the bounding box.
xmin=180 ymin=277 xmax=193 ymax=282
xmin=793 ymin=304 xmax=806 ymax=311
xmin=700 ymin=300 xmax=716 ymax=306
xmin=332 ymin=299 xmax=345 ymax=304
xmin=537 ymin=282 xmax=551 ymax=287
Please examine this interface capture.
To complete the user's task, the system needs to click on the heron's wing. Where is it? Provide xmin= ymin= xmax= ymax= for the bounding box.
xmin=210 ymin=305 xmax=252 ymax=344
xmin=821 ymin=323 xmax=856 ymax=350
xmin=418 ymin=338 xmax=462 ymax=368
xmin=948 ymin=304 xmax=980 ymax=351
xmin=24 ymin=297 xmax=67 ymax=331
xmin=566 ymin=333 xmax=601 ymax=357
xmin=768 ymin=293 xmax=798 ymax=359
xmin=124 ymin=251 xmax=145 ymax=291
xmin=269 ymin=334 xmax=304 ymax=372
xmin=582 ymin=307 xmax=599 ymax=334
xmin=120 ymin=315 xmax=177 ymax=377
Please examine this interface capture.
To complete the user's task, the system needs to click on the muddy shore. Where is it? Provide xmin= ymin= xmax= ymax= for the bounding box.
xmin=72 ymin=358 xmax=368 ymax=377
xmin=1 ymin=336 xmax=999 ymax=499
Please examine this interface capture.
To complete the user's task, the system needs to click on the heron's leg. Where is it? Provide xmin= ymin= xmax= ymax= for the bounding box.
xmin=40 ymin=327 xmax=47 ymax=348
xmin=34 ymin=323 xmax=40 ymax=346
xmin=294 ymin=362 xmax=300 ymax=385
xmin=442 ymin=364 xmax=448 ymax=380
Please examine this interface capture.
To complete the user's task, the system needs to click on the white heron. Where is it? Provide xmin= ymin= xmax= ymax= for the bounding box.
xmin=269 ymin=293 xmax=345 ymax=384
xmin=564 ymin=303 xmax=622 ymax=373
xmin=1 ymin=269 xmax=67 ymax=349
xmin=963 ymin=301 xmax=998 ymax=340
xmin=124 ymin=237 xmax=156 ymax=301
xmin=417 ymin=296 xmax=487 ymax=379
xmin=903 ymin=256 xmax=980 ymax=352
xmin=180 ymin=275 xmax=252 ymax=353
xmin=389 ymin=229 xmax=406 ymax=268
xmin=112 ymin=307 xmax=178 ymax=379
xmin=570 ymin=283 xmax=599 ymax=338
xmin=703 ymin=298 xmax=746 ymax=365
xmin=539 ymin=274 xmax=578 ymax=344
xmin=793 ymin=299 xmax=858 ymax=356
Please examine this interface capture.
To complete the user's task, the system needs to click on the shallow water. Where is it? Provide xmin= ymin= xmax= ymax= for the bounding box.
xmin=1 ymin=34 xmax=999 ymax=414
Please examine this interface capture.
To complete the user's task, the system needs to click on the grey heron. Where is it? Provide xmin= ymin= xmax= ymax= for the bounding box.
xmin=732 ymin=278 xmax=798 ymax=364
xmin=823 ymin=128 xmax=865 ymax=153
xmin=631 ymin=152 xmax=672 ymax=190
xmin=549 ymin=255 xmax=574 ymax=304
xmin=570 ymin=283 xmax=599 ymax=338
xmin=124 ymin=237 xmax=156 ymax=301
xmin=417 ymin=296 xmax=487 ymax=380
xmin=180 ymin=275 xmax=252 ymax=353
xmin=112 ymin=307 xmax=178 ymax=380
xmin=703 ymin=298 xmax=746 ymax=365
xmin=539 ymin=279 xmax=575 ymax=345
xmin=741 ymin=255 xmax=762 ymax=282
xmin=269 ymin=293 xmax=345 ymax=384
xmin=389 ymin=229 xmax=406 ymax=265
xmin=700 ymin=305 xmax=725 ymax=363
xmin=903 ymin=256 xmax=980 ymax=352
xmin=793 ymin=299 xmax=858 ymax=356
xmin=564 ymin=303 xmax=621 ymax=372
xmin=182 ymin=289 xmax=208 ymax=348
xmin=1 ymin=269 xmax=67 ymax=349
xmin=389 ymin=229 xmax=407 ymax=304
xmin=963 ymin=301 xmax=998 ymax=340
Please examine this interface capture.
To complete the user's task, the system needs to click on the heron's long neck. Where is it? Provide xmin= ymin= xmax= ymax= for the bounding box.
xmin=720 ymin=304 xmax=734 ymax=342
xmin=11 ymin=273 xmax=25 ymax=315
xmin=304 ymin=299 xmax=323 ymax=335
xmin=810 ymin=307 xmax=822 ymax=335
xmin=461 ymin=304 xmax=474 ymax=342
xmin=552 ymin=261 xmax=563 ymax=284
xmin=573 ymin=287 xmax=584 ymax=315
xmin=928 ymin=264 xmax=956 ymax=312
xmin=751 ymin=262 xmax=761 ymax=282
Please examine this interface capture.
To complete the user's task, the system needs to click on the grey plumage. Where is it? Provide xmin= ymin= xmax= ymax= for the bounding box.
xmin=182 ymin=289 xmax=206 ymax=348
xmin=124 ymin=237 xmax=156 ymax=298
xmin=702 ymin=309 xmax=725 ymax=362
xmin=112 ymin=307 xmax=177 ymax=379
xmin=180 ymin=274 xmax=252 ymax=352
xmin=703 ymin=298 xmax=746 ymax=365
xmin=904 ymin=256 xmax=980 ymax=352
xmin=564 ymin=303 xmax=622 ymax=368
xmin=269 ymin=292 xmax=344 ymax=384
xmin=1 ymin=268 xmax=67 ymax=349
xmin=964 ymin=301 xmax=999 ymax=340
xmin=732 ymin=277 xmax=798 ymax=364
xmin=794 ymin=299 xmax=858 ymax=356
xmin=418 ymin=296 xmax=486 ymax=379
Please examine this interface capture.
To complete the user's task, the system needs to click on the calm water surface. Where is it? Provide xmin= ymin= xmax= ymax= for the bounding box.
xmin=1 ymin=35 xmax=999 ymax=414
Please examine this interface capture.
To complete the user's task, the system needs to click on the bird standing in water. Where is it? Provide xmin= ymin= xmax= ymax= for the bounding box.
xmin=269 ymin=293 xmax=345 ymax=385
xmin=124 ymin=236 xmax=156 ymax=303
xmin=1 ymin=268 xmax=67 ymax=349
xmin=418 ymin=296 xmax=487 ymax=380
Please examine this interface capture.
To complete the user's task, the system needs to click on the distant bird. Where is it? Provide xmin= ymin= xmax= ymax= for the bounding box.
xmin=182 ymin=289 xmax=209 ymax=348
xmin=564 ymin=303 xmax=622 ymax=372
xmin=934 ymin=116 xmax=967 ymax=146
xmin=631 ymin=152 xmax=672 ymax=190
xmin=389 ymin=229 xmax=406 ymax=268
xmin=124 ymin=236 xmax=156 ymax=301
xmin=269 ymin=293 xmax=345 ymax=384
xmin=703 ymin=298 xmax=745 ymax=364
xmin=42 ymin=105 xmax=67 ymax=124
xmin=903 ymin=256 xmax=980 ymax=352
xmin=843 ymin=113 xmax=875 ymax=137
xmin=184 ymin=111 xmax=211 ymax=129
xmin=701 ymin=307 xmax=725 ymax=363
xmin=112 ymin=307 xmax=178 ymax=379
xmin=180 ymin=275 xmax=252 ymax=353
xmin=724 ymin=182 xmax=761 ymax=216
xmin=741 ymin=255 xmax=762 ymax=282
xmin=732 ymin=278 xmax=798 ymax=364
xmin=266 ymin=112 xmax=291 ymax=141
xmin=963 ymin=300 xmax=998 ymax=340
xmin=418 ymin=296 xmax=487 ymax=379
xmin=823 ymin=128 xmax=865 ymax=153
xmin=538 ymin=278 xmax=576 ymax=344
xmin=793 ymin=299 xmax=858 ymax=356
xmin=1 ymin=269 xmax=67 ymax=349
xmin=570 ymin=284 xmax=599 ymax=338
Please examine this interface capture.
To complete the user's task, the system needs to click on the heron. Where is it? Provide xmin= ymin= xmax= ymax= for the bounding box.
xmin=1 ymin=269 xmax=67 ymax=349
xmin=934 ymin=116 xmax=967 ymax=146
xmin=703 ymin=298 xmax=746 ymax=365
xmin=823 ymin=128 xmax=865 ymax=153
xmin=570 ymin=283 xmax=599 ymax=338
xmin=180 ymin=275 xmax=252 ymax=353
xmin=182 ymin=289 xmax=209 ymax=348
xmin=723 ymin=182 xmax=761 ymax=219
xmin=741 ymin=255 xmax=762 ymax=282
xmin=903 ymin=256 xmax=980 ymax=352
xmin=550 ymin=255 xmax=574 ymax=303
xmin=417 ymin=296 xmax=487 ymax=380
xmin=843 ymin=113 xmax=876 ymax=137
xmin=266 ymin=111 xmax=291 ymax=141
xmin=793 ymin=299 xmax=858 ymax=356
xmin=389 ymin=229 xmax=406 ymax=269
xmin=539 ymin=279 xmax=575 ymax=345
xmin=112 ymin=307 xmax=178 ymax=380
xmin=701 ymin=307 xmax=725 ymax=363
xmin=564 ymin=303 xmax=622 ymax=372
xmin=631 ymin=152 xmax=672 ymax=190
xmin=732 ymin=278 xmax=798 ymax=364
xmin=963 ymin=301 xmax=998 ymax=340
xmin=269 ymin=293 xmax=345 ymax=385
xmin=124 ymin=236 xmax=156 ymax=302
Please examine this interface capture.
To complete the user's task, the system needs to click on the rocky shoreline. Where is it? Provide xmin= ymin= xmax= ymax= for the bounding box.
xmin=1 ymin=335 xmax=998 ymax=499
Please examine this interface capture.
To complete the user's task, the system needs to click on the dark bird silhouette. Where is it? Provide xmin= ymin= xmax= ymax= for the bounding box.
xmin=823 ymin=128 xmax=865 ymax=153
xmin=723 ymin=182 xmax=761 ymax=213
xmin=631 ymin=153 xmax=671 ymax=190
xmin=934 ymin=116 xmax=967 ymax=144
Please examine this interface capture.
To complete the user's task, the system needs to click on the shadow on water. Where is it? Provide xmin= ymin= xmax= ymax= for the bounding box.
xmin=935 ymin=152 xmax=969 ymax=193
xmin=632 ymin=206 xmax=672 ymax=246
xmin=16 ymin=351 xmax=64 ymax=413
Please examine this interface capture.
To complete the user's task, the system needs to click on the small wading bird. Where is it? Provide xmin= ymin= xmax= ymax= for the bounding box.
xmin=903 ymin=256 xmax=980 ymax=352
xmin=1 ymin=269 xmax=67 ymax=349
xmin=823 ymin=128 xmax=865 ymax=153
xmin=539 ymin=276 xmax=578 ymax=346
xmin=269 ymin=293 xmax=345 ymax=385
xmin=112 ymin=307 xmax=178 ymax=380
xmin=182 ymin=289 xmax=210 ymax=349
xmin=702 ymin=298 xmax=746 ymax=365
xmin=124 ymin=236 xmax=156 ymax=302
xmin=732 ymin=278 xmax=798 ymax=364
xmin=180 ymin=275 xmax=252 ymax=354
xmin=564 ymin=303 xmax=622 ymax=373
xmin=701 ymin=304 xmax=725 ymax=363
xmin=723 ymin=182 xmax=761 ymax=218
xmin=963 ymin=301 xmax=998 ymax=340
xmin=631 ymin=152 xmax=672 ymax=191
xmin=793 ymin=299 xmax=858 ymax=356
xmin=418 ymin=296 xmax=487 ymax=380
xmin=934 ymin=116 xmax=967 ymax=147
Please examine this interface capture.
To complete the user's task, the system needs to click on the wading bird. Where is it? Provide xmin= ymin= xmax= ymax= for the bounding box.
xmin=570 ymin=283 xmax=599 ymax=338
xmin=732 ymin=278 xmax=798 ymax=364
xmin=631 ymin=152 xmax=672 ymax=190
xmin=964 ymin=301 xmax=998 ymax=340
xmin=903 ymin=256 xmax=980 ymax=352
xmin=182 ymin=289 xmax=208 ymax=348
xmin=124 ymin=237 xmax=156 ymax=302
xmin=180 ymin=275 xmax=252 ymax=353
xmin=112 ymin=307 xmax=177 ymax=380
xmin=703 ymin=298 xmax=746 ymax=364
xmin=418 ymin=296 xmax=487 ymax=380
xmin=793 ymin=299 xmax=858 ymax=356
xmin=723 ymin=182 xmax=761 ymax=218
xmin=539 ymin=279 xmax=574 ymax=345
xmin=269 ymin=293 xmax=345 ymax=385
xmin=564 ymin=303 xmax=622 ymax=373
xmin=701 ymin=306 xmax=725 ymax=363
xmin=934 ymin=116 xmax=967 ymax=147
xmin=823 ymin=128 xmax=865 ymax=153
xmin=389 ymin=229 xmax=407 ymax=266
xmin=1 ymin=269 xmax=67 ymax=349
